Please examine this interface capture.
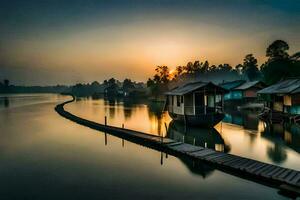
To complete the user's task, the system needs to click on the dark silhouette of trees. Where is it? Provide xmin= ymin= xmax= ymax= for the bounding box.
xmin=122 ymin=78 xmax=134 ymax=92
xmin=147 ymin=66 xmax=170 ymax=97
xmin=261 ymin=40 xmax=300 ymax=85
xmin=184 ymin=62 xmax=194 ymax=74
xmin=154 ymin=66 xmax=170 ymax=84
xmin=242 ymin=54 xmax=260 ymax=81
xmin=173 ymin=66 xmax=184 ymax=79
xmin=202 ymin=61 xmax=209 ymax=73
xmin=266 ymin=40 xmax=289 ymax=61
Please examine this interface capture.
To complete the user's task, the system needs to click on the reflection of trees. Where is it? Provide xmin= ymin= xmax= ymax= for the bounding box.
xmin=2 ymin=97 xmax=9 ymax=108
xmin=267 ymin=144 xmax=287 ymax=164
xmin=147 ymin=101 xmax=165 ymax=136
xmin=123 ymin=99 xmax=134 ymax=120
xmin=104 ymin=98 xmax=116 ymax=119
xmin=167 ymin=121 xmax=230 ymax=153
xmin=262 ymin=123 xmax=300 ymax=154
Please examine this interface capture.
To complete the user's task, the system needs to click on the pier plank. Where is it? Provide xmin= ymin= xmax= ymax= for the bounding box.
xmin=168 ymin=143 xmax=204 ymax=153
xmin=189 ymin=149 xmax=216 ymax=158
xmin=277 ymin=169 xmax=293 ymax=180
xmin=290 ymin=173 xmax=300 ymax=185
xmin=246 ymin=163 xmax=266 ymax=173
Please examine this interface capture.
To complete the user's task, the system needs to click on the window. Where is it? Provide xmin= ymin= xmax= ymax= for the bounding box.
xmin=177 ymin=95 xmax=181 ymax=107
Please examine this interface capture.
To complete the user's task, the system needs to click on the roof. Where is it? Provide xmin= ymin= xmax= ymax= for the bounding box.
xmin=234 ymin=81 xmax=262 ymax=90
xmin=219 ymin=80 xmax=246 ymax=90
xmin=165 ymin=81 xmax=227 ymax=96
xmin=258 ymin=78 xmax=300 ymax=94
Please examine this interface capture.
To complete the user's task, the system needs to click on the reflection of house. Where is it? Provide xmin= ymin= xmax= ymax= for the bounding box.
xmin=258 ymin=78 xmax=300 ymax=115
xmin=220 ymin=80 xmax=265 ymax=101
xmin=165 ymin=81 xmax=228 ymax=127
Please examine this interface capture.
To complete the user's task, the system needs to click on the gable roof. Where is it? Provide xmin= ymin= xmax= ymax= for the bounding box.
xmin=165 ymin=81 xmax=227 ymax=96
xmin=234 ymin=81 xmax=262 ymax=90
xmin=258 ymin=78 xmax=300 ymax=94
xmin=219 ymin=80 xmax=246 ymax=90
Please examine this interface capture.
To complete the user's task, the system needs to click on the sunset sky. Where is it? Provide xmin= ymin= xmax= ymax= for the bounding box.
xmin=0 ymin=0 xmax=299 ymax=85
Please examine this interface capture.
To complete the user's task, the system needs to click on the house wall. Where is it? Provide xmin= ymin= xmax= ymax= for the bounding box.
xmin=274 ymin=101 xmax=284 ymax=112
xmin=184 ymin=93 xmax=194 ymax=115
xmin=243 ymin=89 xmax=258 ymax=98
xmin=224 ymin=91 xmax=243 ymax=100
xmin=172 ymin=95 xmax=184 ymax=115
xmin=284 ymin=95 xmax=292 ymax=106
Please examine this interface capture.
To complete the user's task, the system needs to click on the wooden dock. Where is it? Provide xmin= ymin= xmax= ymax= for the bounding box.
xmin=55 ymin=96 xmax=300 ymax=197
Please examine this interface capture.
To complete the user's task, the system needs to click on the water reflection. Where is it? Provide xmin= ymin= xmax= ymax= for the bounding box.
xmin=262 ymin=123 xmax=300 ymax=154
xmin=223 ymin=111 xmax=259 ymax=131
xmin=223 ymin=111 xmax=300 ymax=168
xmin=167 ymin=120 xmax=230 ymax=153
xmin=4 ymin=97 xmax=9 ymax=108
xmin=66 ymin=97 xmax=300 ymax=170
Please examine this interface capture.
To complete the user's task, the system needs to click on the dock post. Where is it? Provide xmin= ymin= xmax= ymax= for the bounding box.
xmin=193 ymin=138 xmax=196 ymax=146
xmin=105 ymin=116 xmax=107 ymax=126
xmin=122 ymin=123 xmax=124 ymax=129
xmin=105 ymin=133 xmax=107 ymax=146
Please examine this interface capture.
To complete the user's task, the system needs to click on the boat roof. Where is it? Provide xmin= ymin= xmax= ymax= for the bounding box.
xmin=234 ymin=81 xmax=262 ymax=90
xmin=258 ymin=78 xmax=300 ymax=94
xmin=219 ymin=80 xmax=246 ymax=90
xmin=165 ymin=81 xmax=227 ymax=96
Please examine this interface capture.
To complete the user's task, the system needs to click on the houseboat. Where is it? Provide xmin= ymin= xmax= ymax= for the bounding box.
xmin=165 ymin=81 xmax=228 ymax=127
xmin=220 ymin=80 xmax=265 ymax=110
xmin=257 ymin=78 xmax=300 ymax=123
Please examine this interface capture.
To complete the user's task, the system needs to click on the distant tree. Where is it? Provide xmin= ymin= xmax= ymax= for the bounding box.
xmin=291 ymin=52 xmax=300 ymax=61
xmin=4 ymin=79 xmax=9 ymax=87
xmin=202 ymin=60 xmax=209 ymax=73
xmin=218 ymin=64 xmax=232 ymax=72
xmin=209 ymin=65 xmax=217 ymax=72
xmin=184 ymin=62 xmax=194 ymax=74
xmin=262 ymin=40 xmax=296 ymax=85
xmin=155 ymin=66 xmax=170 ymax=83
xmin=91 ymin=81 xmax=100 ymax=87
xmin=147 ymin=78 xmax=155 ymax=87
xmin=266 ymin=40 xmax=289 ymax=61
xmin=173 ymin=66 xmax=184 ymax=79
xmin=192 ymin=61 xmax=201 ymax=73
xmin=235 ymin=64 xmax=243 ymax=75
xmin=122 ymin=78 xmax=134 ymax=91
xmin=242 ymin=54 xmax=260 ymax=81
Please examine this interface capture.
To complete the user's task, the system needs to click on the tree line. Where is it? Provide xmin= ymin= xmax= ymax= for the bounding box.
xmin=147 ymin=40 xmax=300 ymax=95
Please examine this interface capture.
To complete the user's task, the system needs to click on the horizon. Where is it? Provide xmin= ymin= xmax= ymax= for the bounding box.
xmin=0 ymin=0 xmax=299 ymax=85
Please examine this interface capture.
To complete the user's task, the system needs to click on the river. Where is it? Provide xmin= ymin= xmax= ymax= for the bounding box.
xmin=0 ymin=94 xmax=298 ymax=199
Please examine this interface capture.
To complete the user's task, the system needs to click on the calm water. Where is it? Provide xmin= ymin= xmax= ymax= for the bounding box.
xmin=0 ymin=94 xmax=298 ymax=199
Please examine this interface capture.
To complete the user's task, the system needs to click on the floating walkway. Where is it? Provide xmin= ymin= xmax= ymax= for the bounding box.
xmin=55 ymin=96 xmax=300 ymax=197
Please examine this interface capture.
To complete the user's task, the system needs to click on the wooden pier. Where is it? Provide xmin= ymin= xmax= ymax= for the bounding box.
xmin=55 ymin=96 xmax=300 ymax=197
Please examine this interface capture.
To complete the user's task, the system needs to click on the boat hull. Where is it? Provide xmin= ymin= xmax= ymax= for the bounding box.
xmin=168 ymin=112 xmax=224 ymax=127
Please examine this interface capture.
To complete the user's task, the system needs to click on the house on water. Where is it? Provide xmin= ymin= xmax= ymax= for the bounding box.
xmin=258 ymin=78 xmax=300 ymax=117
xmin=165 ymin=81 xmax=228 ymax=127
xmin=220 ymin=80 xmax=265 ymax=102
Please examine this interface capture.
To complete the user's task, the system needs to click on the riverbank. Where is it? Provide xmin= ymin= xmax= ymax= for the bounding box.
xmin=55 ymin=96 xmax=300 ymax=197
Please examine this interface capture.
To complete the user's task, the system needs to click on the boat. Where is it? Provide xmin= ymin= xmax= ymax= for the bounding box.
xmin=165 ymin=81 xmax=228 ymax=127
